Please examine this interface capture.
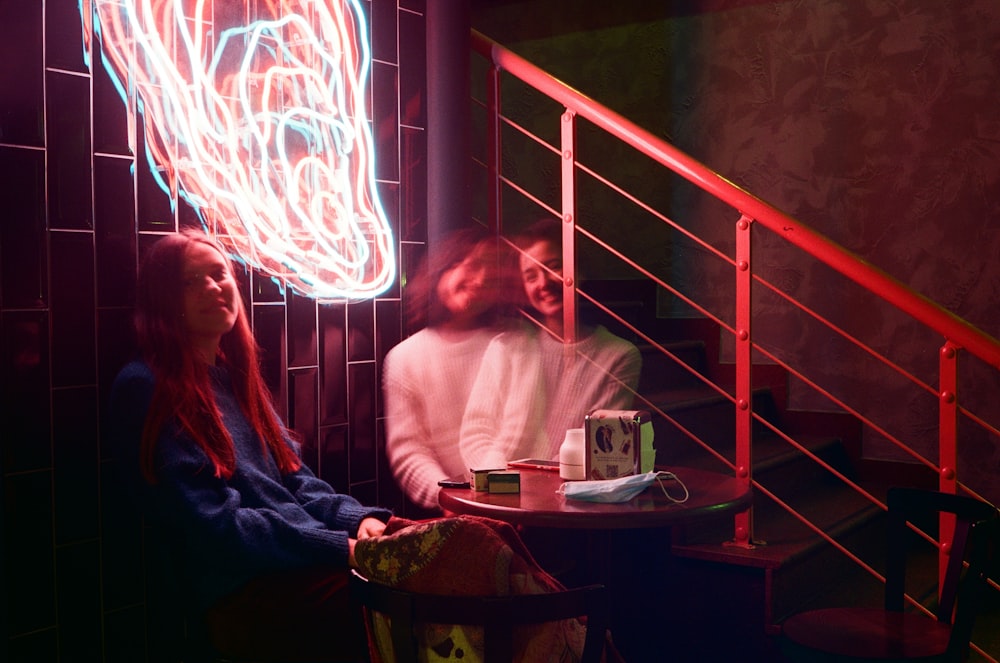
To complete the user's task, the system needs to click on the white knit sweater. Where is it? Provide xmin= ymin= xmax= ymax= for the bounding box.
xmin=382 ymin=327 xmax=498 ymax=509
xmin=460 ymin=324 xmax=641 ymax=470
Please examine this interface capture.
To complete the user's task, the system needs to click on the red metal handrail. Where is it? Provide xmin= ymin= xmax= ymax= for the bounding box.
xmin=471 ymin=30 xmax=1000 ymax=370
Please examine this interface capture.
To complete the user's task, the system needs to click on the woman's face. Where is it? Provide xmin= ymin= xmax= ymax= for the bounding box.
xmin=182 ymin=241 xmax=240 ymax=356
xmin=519 ymin=239 xmax=563 ymax=322
xmin=435 ymin=243 xmax=497 ymax=325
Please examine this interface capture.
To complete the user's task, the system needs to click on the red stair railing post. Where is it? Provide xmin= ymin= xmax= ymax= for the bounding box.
xmin=938 ymin=341 xmax=959 ymax=588
xmin=486 ymin=63 xmax=502 ymax=234
xmin=561 ymin=110 xmax=578 ymax=345
xmin=732 ymin=214 xmax=755 ymax=548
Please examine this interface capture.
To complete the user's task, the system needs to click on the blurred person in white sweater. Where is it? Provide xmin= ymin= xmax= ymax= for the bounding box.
xmin=460 ymin=218 xmax=641 ymax=470
xmin=382 ymin=227 xmax=515 ymax=512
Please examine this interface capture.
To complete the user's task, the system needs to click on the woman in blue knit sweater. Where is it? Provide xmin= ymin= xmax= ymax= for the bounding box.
xmin=109 ymin=229 xmax=391 ymax=661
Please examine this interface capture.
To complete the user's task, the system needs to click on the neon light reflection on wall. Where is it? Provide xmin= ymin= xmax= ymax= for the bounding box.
xmin=82 ymin=0 xmax=396 ymax=299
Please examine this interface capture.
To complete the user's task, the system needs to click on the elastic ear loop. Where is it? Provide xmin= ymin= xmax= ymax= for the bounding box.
xmin=654 ymin=471 xmax=690 ymax=503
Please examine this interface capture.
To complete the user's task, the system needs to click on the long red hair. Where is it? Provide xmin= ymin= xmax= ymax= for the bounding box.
xmin=134 ymin=230 xmax=301 ymax=483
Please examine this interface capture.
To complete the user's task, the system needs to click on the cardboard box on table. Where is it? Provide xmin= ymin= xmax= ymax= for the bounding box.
xmin=583 ymin=409 xmax=655 ymax=480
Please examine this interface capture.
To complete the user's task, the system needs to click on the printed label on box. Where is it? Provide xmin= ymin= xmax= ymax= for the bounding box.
xmin=584 ymin=409 xmax=649 ymax=480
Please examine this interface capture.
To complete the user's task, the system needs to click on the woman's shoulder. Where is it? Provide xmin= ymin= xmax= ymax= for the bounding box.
xmin=108 ymin=360 xmax=156 ymax=420
xmin=111 ymin=359 xmax=155 ymax=398
xmin=488 ymin=320 xmax=538 ymax=347
xmin=384 ymin=328 xmax=435 ymax=369
xmin=387 ymin=326 xmax=498 ymax=363
xmin=115 ymin=359 xmax=153 ymax=381
xmin=112 ymin=359 xmax=154 ymax=388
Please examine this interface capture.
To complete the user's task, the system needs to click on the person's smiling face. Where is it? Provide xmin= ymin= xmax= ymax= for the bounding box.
xmin=519 ymin=239 xmax=563 ymax=325
xmin=435 ymin=243 xmax=498 ymax=328
xmin=182 ymin=241 xmax=240 ymax=360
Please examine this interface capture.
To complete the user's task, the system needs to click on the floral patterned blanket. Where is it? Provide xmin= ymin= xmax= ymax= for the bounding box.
xmin=354 ymin=515 xmax=612 ymax=663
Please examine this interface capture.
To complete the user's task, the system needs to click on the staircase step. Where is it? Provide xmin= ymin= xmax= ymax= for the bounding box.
xmin=670 ymin=470 xmax=895 ymax=628
xmin=642 ymin=384 xmax=779 ymax=468
xmin=636 ymin=339 xmax=706 ymax=392
xmin=671 ymin=499 xmax=882 ymax=567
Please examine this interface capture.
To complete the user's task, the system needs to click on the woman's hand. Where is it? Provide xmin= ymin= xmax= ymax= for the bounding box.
xmin=349 ymin=517 xmax=387 ymax=568
xmin=356 ymin=516 xmax=387 ymax=540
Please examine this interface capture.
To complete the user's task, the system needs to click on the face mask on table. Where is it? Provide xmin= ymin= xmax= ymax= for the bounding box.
xmin=557 ymin=471 xmax=689 ymax=504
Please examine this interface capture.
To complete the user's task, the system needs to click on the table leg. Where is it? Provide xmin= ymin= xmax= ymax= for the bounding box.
xmin=603 ymin=528 xmax=673 ymax=662
xmin=519 ymin=526 xmax=674 ymax=661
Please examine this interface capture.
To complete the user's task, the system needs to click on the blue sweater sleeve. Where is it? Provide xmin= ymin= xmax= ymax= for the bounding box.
xmin=281 ymin=463 xmax=392 ymax=534
xmin=152 ymin=437 xmax=354 ymax=569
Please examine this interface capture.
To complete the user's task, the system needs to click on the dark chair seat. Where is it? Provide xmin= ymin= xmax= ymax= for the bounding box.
xmin=781 ymin=487 xmax=999 ymax=663
xmin=783 ymin=607 xmax=953 ymax=659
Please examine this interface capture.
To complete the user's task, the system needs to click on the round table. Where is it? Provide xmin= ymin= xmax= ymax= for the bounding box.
xmin=438 ymin=465 xmax=753 ymax=529
xmin=439 ymin=466 xmax=753 ymax=661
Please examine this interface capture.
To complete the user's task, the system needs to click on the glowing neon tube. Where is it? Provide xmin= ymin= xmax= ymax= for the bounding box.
xmin=82 ymin=0 xmax=396 ymax=299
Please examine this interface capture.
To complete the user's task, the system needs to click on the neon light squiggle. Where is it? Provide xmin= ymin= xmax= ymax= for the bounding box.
xmin=83 ymin=0 xmax=395 ymax=299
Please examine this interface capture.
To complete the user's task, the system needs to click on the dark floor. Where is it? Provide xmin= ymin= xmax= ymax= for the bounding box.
xmin=524 ymin=526 xmax=1000 ymax=663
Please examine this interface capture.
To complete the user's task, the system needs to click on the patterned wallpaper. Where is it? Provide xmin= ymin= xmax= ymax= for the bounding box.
xmin=473 ymin=0 xmax=1000 ymax=497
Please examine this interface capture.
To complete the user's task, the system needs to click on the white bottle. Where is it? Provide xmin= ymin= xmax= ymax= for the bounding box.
xmin=559 ymin=428 xmax=586 ymax=480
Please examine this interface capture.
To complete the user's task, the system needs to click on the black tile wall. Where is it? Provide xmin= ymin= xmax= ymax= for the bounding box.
xmin=94 ymin=156 xmax=138 ymax=308
xmin=45 ymin=0 xmax=87 ymax=74
xmin=52 ymin=386 xmax=100 ymax=545
xmin=375 ymin=416 xmax=402 ymax=508
xmin=319 ymin=424 xmax=350 ymax=492
xmin=55 ymin=541 xmax=103 ymax=660
xmin=347 ymin=298 xmax=376 ymax=362
xmin=349 ymin=361 xmax=378 ymax=484
xmin=101 ymin=606 xmax=146 ymax=663
xmin=290 ymin=367 xmax=320 ymax=468
xmin=1 ymin=2 xmax=423 ymax=660
xmin=377 ymin=180 xmax=404 ymax=300
xmin=5 ymin=470 xmax=56 ymax=635
xmin=349 ymin=480 xmax=380 ymax=511
xmin=1 ymin=310 xmax=52 ymax=472
xmin=374 ymin=59 xmax=401 ymax=182
xmin=252 ymin=269 xmax=286 ymax=303
xmin=0 ymin=147 xmax=48 ymax=308
xmin=401 ymin=125 xmax=428 ymax=243
xmin=92 ymin=45 xmax=133 ymax=157
xmin=99 ymin=457 xmax=144 ymax=611
xmin=399 ymin=0 xmax=428 ymax=18
xmin=8 ymin=630 xmax=59 ymax=663
xmin=46 ymin=72 xmax=93 ymax=231
xmin=50 ymin=231 xmax=98 ymax=388
xmin=375 ymin=298 xmax=403 ymax=414
xmin=371 ymin=0 xmax=398 ymax=63
xmin=400 ymin=239 xmax=428 ymax=336
xmin=135 ymin=123 xmax=175 ymax=230
xmin=228 ymin=253 xmax=250 ymax=302
xmin=0 ymin=3 xmax=44 ymax=147
xmin=254 ymin=302 xmax=290 ymax=418
xmin=319 ymin=302 xmax=349 ymax=426
xmin=288 ymin=290 xmax=319 ymax=368
xmin=399 ymin=8 xmax=427 ymax=128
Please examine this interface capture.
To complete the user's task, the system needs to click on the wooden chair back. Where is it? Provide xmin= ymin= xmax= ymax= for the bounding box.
xmin=349 ymin=570 xmax=609 ymax=663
